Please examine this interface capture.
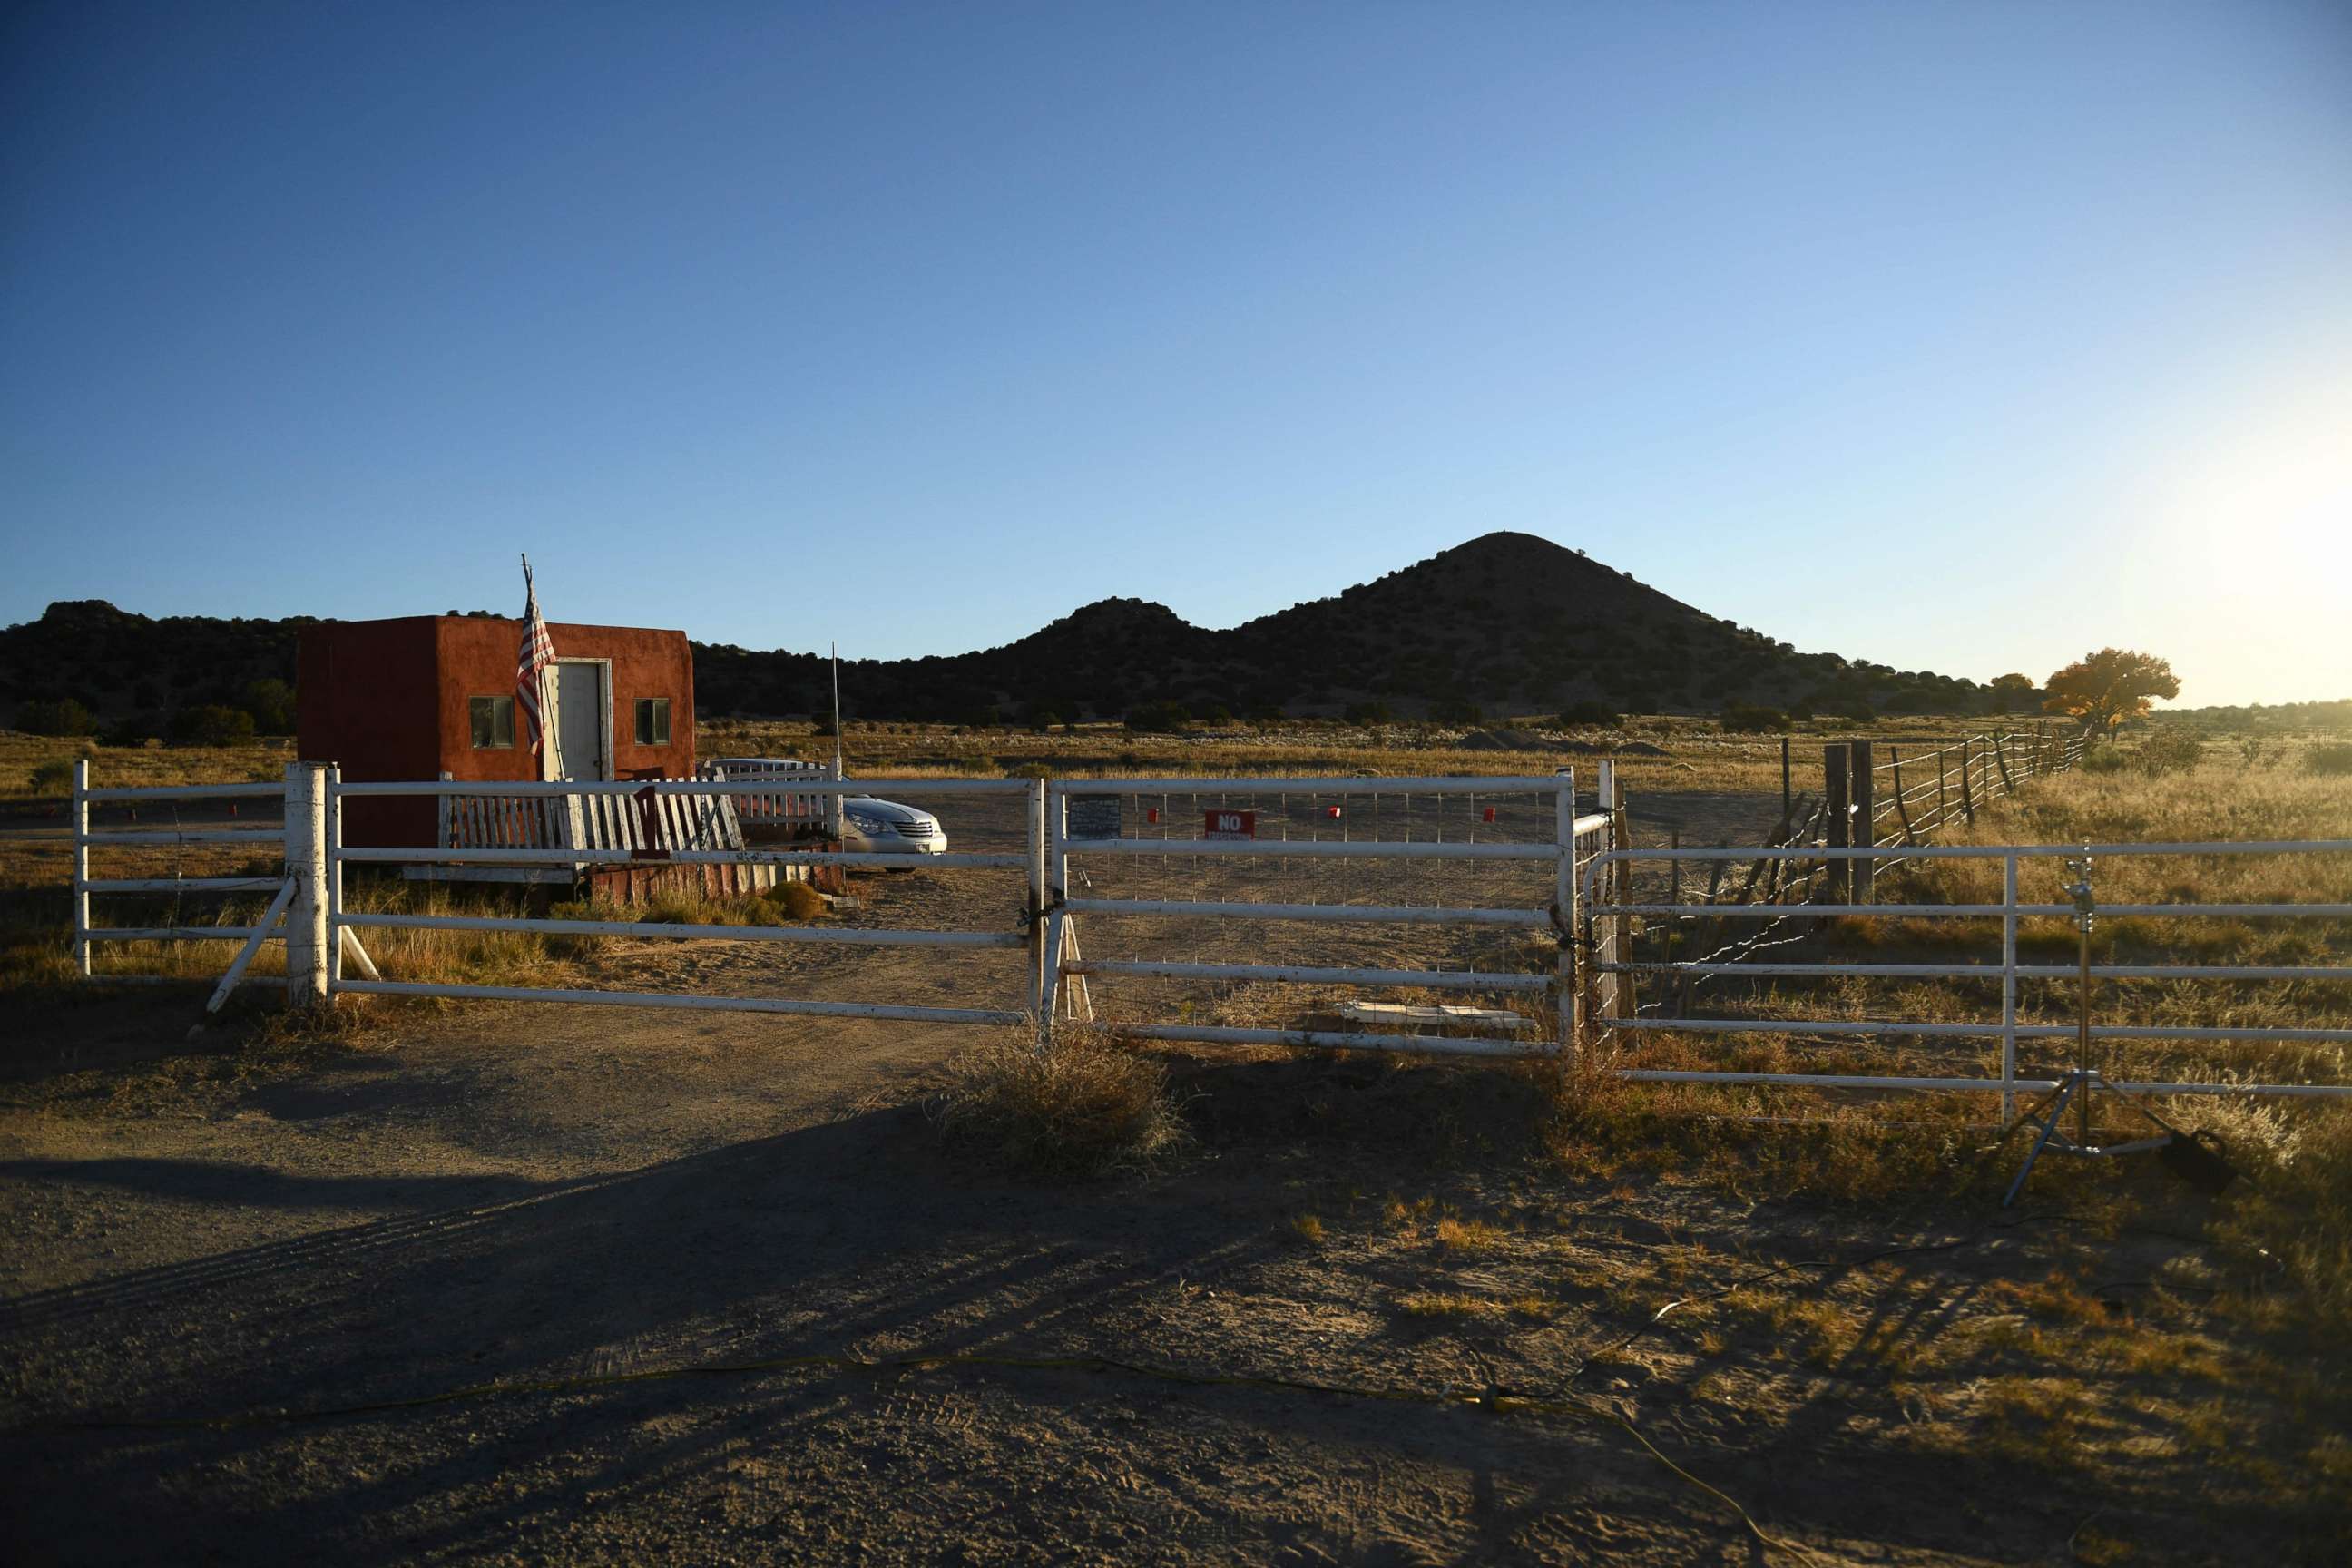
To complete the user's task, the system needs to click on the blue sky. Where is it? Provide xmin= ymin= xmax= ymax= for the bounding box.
xmin=5 ymin=2 xmax=2347 ymax=705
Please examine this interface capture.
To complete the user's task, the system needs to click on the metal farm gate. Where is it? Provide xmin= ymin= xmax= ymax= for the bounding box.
xmin=1040 ymin=771 xmax=1617 ymax=1055
xmin=64 ymin=760 xmax=2352 ymax=1110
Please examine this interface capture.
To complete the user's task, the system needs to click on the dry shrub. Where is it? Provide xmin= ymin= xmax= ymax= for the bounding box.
xmin=763 ymin=880 xmax=828 ymax=921
xmin=933 ymin=1028 xmax=1188 ymax=1179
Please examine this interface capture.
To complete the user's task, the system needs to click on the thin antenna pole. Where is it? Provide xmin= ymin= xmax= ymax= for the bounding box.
xmin=830 ymin=642 xmax=846 ymax=842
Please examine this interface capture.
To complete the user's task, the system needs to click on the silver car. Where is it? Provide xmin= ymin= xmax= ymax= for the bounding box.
xmin=703 ymin=759 xmax=946 ymax=858
xmin=839 ymin=794 xmax=947 ymax=857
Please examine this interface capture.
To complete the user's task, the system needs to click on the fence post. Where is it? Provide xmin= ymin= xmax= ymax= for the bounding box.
xmin=1958 ymin=738 xmax=1976 ymax=824
xmin=1848 ymin=740 xmax=1874 ymax=903
xmin=1610 ymin=764 xmax=1633 ymax=1021
xmin=1037 ymin=784 xmax=1067 ymax=1048
xmin=1780 ymin=737 xmax=1791 ymax=824
xmin=1936 ymin=743 xmax=1949 ymax=833
xmin=327 ymin=764 xmax=344 ymax=985
xmin=1553 ymin=768 xmax=1578 ymax=1057
xmin=1992 ymin=731 xmax=2015 ymax=796
xmin=1593 ymin=760 xmax=1621 ymax=1018
xmin=2001 ymin=852 xmax=2019 ymax=1126
xmin=1026 ymin=778 xmax=1046 ymax=1018
xmin=1822 ymin=745 xmax=1850 ymax=902
xmin=284 ymin=761 xmax=330 ymax=1011
xmin=1888 ymin=745 xmax=1916 ymax=846
xmin=72 ymin=759 xmax=91 ymax=978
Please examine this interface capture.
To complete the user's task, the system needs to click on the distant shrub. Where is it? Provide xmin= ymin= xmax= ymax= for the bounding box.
xmin=28 ymin=758 xmax=76 ymax=795
xmin=2135 ymin=729 xmax=2203 ymax=775
xmin=1124 ymin=701 xmax=1190 ymax=734
xmin=1556 ymin=701 xmax=1618 ymax=728
xmin=2078 ymin=742 xmax=2128 ymax=774
xmin=16 ymin=698 xmax=97 ymax=737
xmin=1343 ymin=701 xmax=1392 ymax=727
xmin=1717 ymin=704 xmax=1790 ymax=734
xmin=2308 ymin=743 xmax=2352 ymax=778
xmin=169 ymin=705 xmax=258 ymax=746
xmin=102 ymin=714 xmax=162 ymax=748
xmin=1023 ymin=708 xmax=1061 ymax=733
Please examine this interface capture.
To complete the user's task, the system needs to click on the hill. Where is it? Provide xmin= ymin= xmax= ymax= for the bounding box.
xmin=5 ymin=534 xmax=1995 ymax=733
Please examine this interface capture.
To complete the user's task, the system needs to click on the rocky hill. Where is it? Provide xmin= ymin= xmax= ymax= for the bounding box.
xmin=5 ymin=534 xmax=1993 ymax=732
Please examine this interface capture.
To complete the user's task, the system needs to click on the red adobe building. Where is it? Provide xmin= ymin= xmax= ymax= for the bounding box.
xmin=298 ymin=615 xmax=696 ymax=848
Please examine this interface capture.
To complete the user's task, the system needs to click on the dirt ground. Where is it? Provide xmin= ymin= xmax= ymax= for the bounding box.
xmin=4 ymin=787 xmax=2346 ymax=1564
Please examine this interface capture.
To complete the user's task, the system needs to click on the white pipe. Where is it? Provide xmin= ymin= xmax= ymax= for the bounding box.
xmin=331 ymin=979 xmax=1021 ymax=1025
xmin=1615 ymin=1069 xmax=2352 ymax=1099
xmin=1077 ymin=1022 xmax=1558 ymax=1057
xmin=1052 ymin=775 xmax=1569 ymax=796
xmin=82 ymin=782 xmax=288 ymax=801
xmin=80 ymin=877 xmax=286 ymax=894
xmin=77 ymin=829 xmax=281 ymax=846
xmin=1064 ymin=959 xmax=1552 ymax=991
xmin=1594 ymin=901 xmax=2352 ymax=919
xmin=1064 ymin=838 xmax=1557 ymax=861
xmin=334 ymin=847 xmax=1020 ymax=867
xmin=1590 ymin=838 xmax=2352 ymax=864
xmin=1597 ymin=961 xmax=2352 ymax=981
xmin=334 ymin=778 xmax=1031 ymax=798
xmin=84 ymin=926 xmax=270 ymax=942
xmin=1622 ymin=1070 xmax=2043 ymax=1093
xmin=341 ymin=912 xmax=1024 ymax=947
xmin=1610 ymin=1016 xmax=2352 ymax=1043
xmin=1063 ymin=897 xmax=1550 ymax=926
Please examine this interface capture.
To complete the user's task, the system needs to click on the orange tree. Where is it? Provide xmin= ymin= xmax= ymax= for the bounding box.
xmin=2042 ymin=649 xmax=2180 ymax=734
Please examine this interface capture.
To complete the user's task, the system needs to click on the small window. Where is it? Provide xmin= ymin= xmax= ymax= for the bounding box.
xmin=469 ymin=696 xmax=515 ymax=750
xmin=635 ymin=697 xmax=671 ymax=746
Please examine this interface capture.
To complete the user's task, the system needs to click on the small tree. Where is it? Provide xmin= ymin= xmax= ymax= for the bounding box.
xmin=1988 ymin=672 xmax=2040 ymax=713
xmin=2043 ymin=649 xmax=2180 ymax=735
xmin=170 ymin=704 xmax=258 ymax=746
xmin=16 ymin=698 xmax=97 ymax=737
xmin=241 ymin=678 xmax=297 ymax=734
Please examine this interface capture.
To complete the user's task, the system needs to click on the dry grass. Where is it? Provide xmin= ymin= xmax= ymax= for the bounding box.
xmin=931 ymin=1027 xmax=1190 ymax=1179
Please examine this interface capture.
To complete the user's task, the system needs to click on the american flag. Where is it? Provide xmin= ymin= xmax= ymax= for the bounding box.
xmin=516 ymin=557 xmax=556 ymax=761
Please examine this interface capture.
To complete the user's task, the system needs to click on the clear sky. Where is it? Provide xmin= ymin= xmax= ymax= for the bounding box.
xmin=5 ymin=2 xmax=2347 ymax=706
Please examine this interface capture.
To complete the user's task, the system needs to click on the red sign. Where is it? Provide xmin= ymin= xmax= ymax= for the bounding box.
xmin=1203 ymin=808 xmax=1257 ymax=840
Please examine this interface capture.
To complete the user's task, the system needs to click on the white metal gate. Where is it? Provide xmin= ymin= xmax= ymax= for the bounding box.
xmin=1042 ymin=771 xmax=1615 ymax=1056
xmin=1578 ymin=839 xmax=2352 ymax=1106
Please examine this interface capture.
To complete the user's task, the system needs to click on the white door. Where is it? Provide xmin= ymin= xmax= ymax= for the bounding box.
xmin=552 ymin=662 xmax=606 ymax=781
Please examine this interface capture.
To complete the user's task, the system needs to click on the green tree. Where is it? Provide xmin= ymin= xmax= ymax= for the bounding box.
xmin=241 ymin=678 xmax=297 ymax=734
xmin=171 ymin=705 xmax=258 ymax=746
xmin=16 ymin=697 xmax=97 ymax=737
xmin=1988 ymin=672 xmax=2040 ymax=713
